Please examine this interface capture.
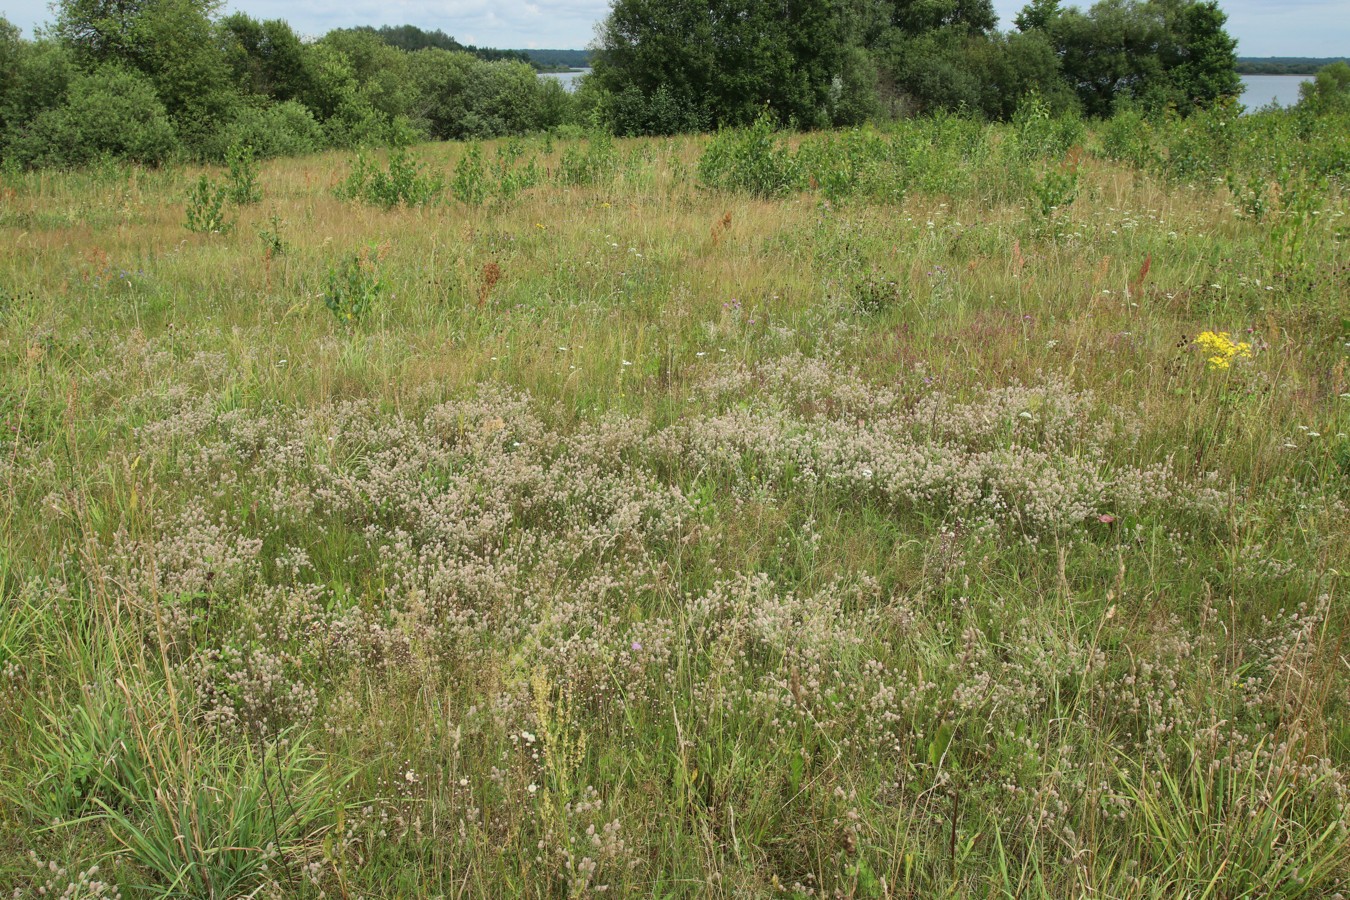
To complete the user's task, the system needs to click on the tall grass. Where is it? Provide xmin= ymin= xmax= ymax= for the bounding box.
xmin=1 ymin=110 xmax=1348 ymax=896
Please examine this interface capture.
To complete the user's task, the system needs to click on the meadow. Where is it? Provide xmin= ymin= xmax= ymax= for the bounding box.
xmin=1 ymin=104 xmax=1349 ymax=897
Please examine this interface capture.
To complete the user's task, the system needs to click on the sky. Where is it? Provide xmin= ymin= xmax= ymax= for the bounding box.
xmin=1 ymin=0 xmax=1347 ymax=56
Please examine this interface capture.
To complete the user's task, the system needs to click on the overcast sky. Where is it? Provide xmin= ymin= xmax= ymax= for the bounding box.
xmin=2 ymin=0 xmax=1346 ymax=56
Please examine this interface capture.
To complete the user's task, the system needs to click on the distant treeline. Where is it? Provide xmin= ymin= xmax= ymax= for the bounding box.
xmin=361 ymin=25 xmax=533 ymax=65
xmin=360 ymin=26 xmax=592 ymax=71
xmin=337 ymin=27 xmax=589 ymax=71
xmin=1237 ymin=57 xmax=1350 ymax=76
xmin=0 ymin=6 xmax=582 ymax=170
xmin=2 ymin=1 xmax=1349 ymax=172
xmin=518 ymin=49 xmax=591 ymax=70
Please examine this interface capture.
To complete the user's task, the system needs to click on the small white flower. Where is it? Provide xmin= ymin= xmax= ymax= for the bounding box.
xmin=527 ymin=783 xmax=539 ymax=794
xmin=622 ymin=359 xmax=632 ymax=366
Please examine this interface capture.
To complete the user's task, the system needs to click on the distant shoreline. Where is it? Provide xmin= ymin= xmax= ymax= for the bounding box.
xmin=1236 ymin=56 xmax=1348 ymax=75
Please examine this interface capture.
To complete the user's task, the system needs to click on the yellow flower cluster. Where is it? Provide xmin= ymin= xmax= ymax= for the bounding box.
xmin=1194 ymin=331 xmax=1253 ymax=370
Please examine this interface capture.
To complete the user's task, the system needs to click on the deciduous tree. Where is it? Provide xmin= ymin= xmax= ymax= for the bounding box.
xmin=593 ymin=0 xmax=850 ymax=132
xmin=1017 ymin=0 xmax=1239 ymax=116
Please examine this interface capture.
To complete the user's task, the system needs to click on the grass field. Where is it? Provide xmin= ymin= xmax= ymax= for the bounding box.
xmin=2 ymin=111 xmax=1349 ymax=897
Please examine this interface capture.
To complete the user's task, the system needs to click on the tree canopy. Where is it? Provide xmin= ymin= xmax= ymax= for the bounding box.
xmin=1016 ymin=0 xmax=1240 ymax=116
xmin=0 ymin=3 xmax=578 ymax=169
xmin=0 ymin=0 xmax=1256 ymax=169
xmin=593 ymin=0 xmax=859 ymax=132
xmin=592 ymin=0 xmax=1241 ymax=133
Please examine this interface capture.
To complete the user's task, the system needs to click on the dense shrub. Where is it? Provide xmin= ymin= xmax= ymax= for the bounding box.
xmin=337 ymin=145 xmax=444 ymax=208
xmin=698 ymin=111 xmax=801 ymax=199
xmin=1007 ymin=92 xmax=1085 ymax=160
xmin=5 ymin=65 xmax=179 ymax=168
xmin=208 ymin=100 xmax=325 ymax=160
xmin=0 ymin=35 xmax=72 ymax=139
xmin=459 ymin=59 xmax=548 ymax=138
xmin=557 ymin=131 xmax=619 ymax=186
xmin=409 ymin=49 xmax=558 ymax=141
xmin=1097 ymin=106 xmax=1160 ymax=169
xmin=184 ymin=173 xmax=232 ymax=233
xmin=605 ymin=83 xmax=707 ymax=137
xmin=1298 ymin=61 xmax=1350 ymax=116
xmin=796 ymin=127 xmax=906 ymax=203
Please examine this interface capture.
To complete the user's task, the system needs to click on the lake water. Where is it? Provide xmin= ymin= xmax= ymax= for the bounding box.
xmin=540 ymin=68 xmax=591 ymax=93
xmin=539 ymin=71 xmax=1312 ymax=108
xmin=1238 ymin=74 xmax=1311 ymax=109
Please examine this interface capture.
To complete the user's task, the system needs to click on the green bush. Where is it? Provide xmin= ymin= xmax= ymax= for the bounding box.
xmin=1009 ymin=92 xmax=1084 ymax=160
xmin=225 ymin=143 xmax=260 ymax=204
xmin=184 ymin=174 xmax=232 ymax=233
xmin=1162 ymin=101 xmax=1240 ymax=183
xmin=1098 ymin=106 xmax=1159 ymax=169
xmin=451 ymin=143 xmax=488 ymax=205
xmin=212 ymin=101 xmax=326 ymax=160
xmin=258 ymin=210 xmax=287 ymax=256
xmin=336 ymin=145 xmax=443 ymax=209
xmin=450 ymin=141 xmax=540 ymax=205
xmin=461 ymin=59 xmax=550 ymax=137
xmin=1028 ymin=158 xmax=1080 ymax=220
xmin=0 ymin=37 xmax=72 ymax=140
xmin=5 ymin=65 xmax=179 ymax=169
xmin=606 ymin=83 xmax=706 ymax=137
xmin=797 ymin=128 xmax=906 ymax=204
xmin=323 ymin=249 xmax=383 ymax=325
xmin=557 ymin=131 xmax=619 ymax=186
xmin=697 ymin=110 xmax=801 ymax=199
xmin=1297 ymin=61 xmax=1350 ymax=116
xmin=491 ymin=138 xmax=540 ymax=201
